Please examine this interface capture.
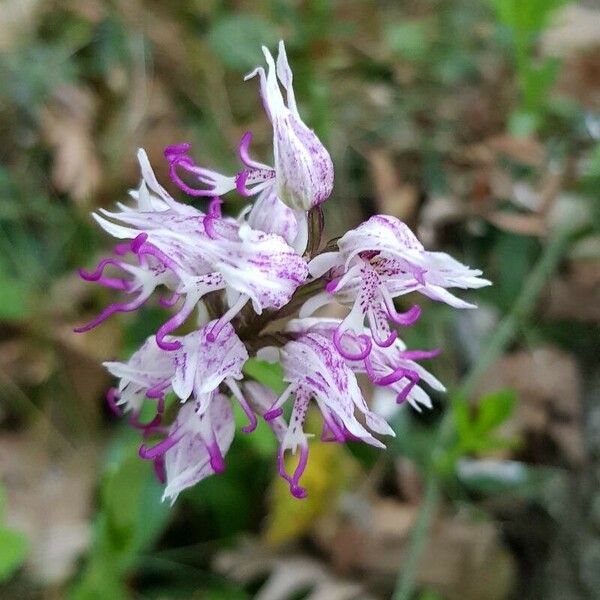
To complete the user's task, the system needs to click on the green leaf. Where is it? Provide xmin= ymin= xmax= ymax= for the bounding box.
xmin=0 ymin=527 xmax=28 ymax=582
xmin=489 ymin=0 xmax=568 ymax=33
xmin=522 ymin=59 xmax=560 ymax=110
xmin=475 ymin=389 xmax=517 ymax=435
xmin=508 ymin=109 xmax=541 ymax=137
xmin=0 ymin=273 xmax=32 ymax=322
xmin=0 ymin=484 xmax=28 ymax=583
xmin=100 ymin=443 xmax=170 ymax=565
xmin=384 ymin=20 xmax=433 ymax=61
xmin=208 ymin=15 xmax=279 ymax=71
xmin=494 ymin=231 xmax=538 ymax=309
xmin=445 ymin=390 xmax=519 ymax=469
xmin=243 ymin=358 xmax=286 ymax=394
xmin=451 ymin=397 xmax=472 ymax=441
xmin=69 ymin=435 xmax=171 ymax=598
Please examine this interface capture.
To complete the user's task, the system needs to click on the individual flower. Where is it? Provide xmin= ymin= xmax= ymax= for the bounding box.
xmin=103 ymin=321 xmax=257 ymax=500
xmin=303 ymin=215 xmax=491 ymax=358
xmin=76 ymin=150 xmax=308 ymax=349
xmin=260 ymin=332 xmax=394 ymax=498
xmin=246 ymin=41 xmax=334 ymax=211
xmin=286 ymin=317 xmax=445 ymax=412
xmin=103 ymin=321 xmax=252 ymax=431
xmin=163 ymin=41 xmax=333 ymax=252
xmin=103 ymin=335 xmax=177 ymax=421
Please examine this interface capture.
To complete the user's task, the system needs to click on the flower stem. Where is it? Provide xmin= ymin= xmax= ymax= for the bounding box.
xmin=392 ymin=224 xmax=574 ymax=600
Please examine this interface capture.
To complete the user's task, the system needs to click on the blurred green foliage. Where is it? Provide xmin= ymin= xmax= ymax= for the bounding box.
xmin=0 ymin=486 xmax=28 ymax=584
xmin=69 ymin=433 xmax=171 ymax=599
xmin=489 ymin=0 xmax=569 ymax=134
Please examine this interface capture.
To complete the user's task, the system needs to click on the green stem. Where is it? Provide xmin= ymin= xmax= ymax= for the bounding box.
xmin=392 ymin=225 xmax=573 ymax=600
xmin=392 ymin=475 xmax=440 ymax=599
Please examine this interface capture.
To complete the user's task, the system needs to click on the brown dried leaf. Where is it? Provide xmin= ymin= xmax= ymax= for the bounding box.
xmin=486 ymin=211 xmax=547 ymax=236
xmin=367 ymin=148 xmax=419 ymax=220
xmin=51 ymin=319 xmax=119 ymax=429
xmin=41 ymin=86 xmax=102 ymax=205
xmin=314 ymin=498 xmax=516 ymax=600
xmin=0 ymin=429 xmax=96 ymax=584
xmin=215 ymin=539 xmax=374 ymax=600
xmin=486 ymin=135 xmax=545 ymax=167
xmin=0 ymin=0 xmax=44 ymax=51
xmin=546 ymin=259 xmax=600 ymax=322
xmin=541 ymin=5 xmax=600 ymax=59
xmin=0 ymin=340 xmax=53 ymax=389
xmin=418 ymin=194 xmax=467 ymax=245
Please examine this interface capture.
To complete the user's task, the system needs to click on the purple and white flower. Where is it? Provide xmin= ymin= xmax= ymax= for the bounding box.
xmin=75 ymin=40 xmax=491 ymax=503
xmin=103 ymin=320 xmax=251 ymax=424
xmin=161 ymin=394 xmax=236 ymax=504
xmin=76 ymin=150 xmax=308 ymax=349
xmin=163 ymin=41 xmax=333 ymax=253
xmin=303 ymin=215 xmax=491 ymax=359
xmin=259 ymin=332 xmax=394 ymax=498
xmin=286 ymin=317 xmax=445 ymax=412
xmin=246 ymin=41 xmax=334 ymax=212
xmin=103 ymin=335 xmax=177 ymax=420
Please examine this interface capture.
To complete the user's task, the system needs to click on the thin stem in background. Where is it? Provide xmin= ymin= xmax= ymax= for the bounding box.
xmin=392 ymin=224 xmax=575 ymax=600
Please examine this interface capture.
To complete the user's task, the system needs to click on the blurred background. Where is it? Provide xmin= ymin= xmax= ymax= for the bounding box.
xmin=0 ymin=1 xmax=599 ymax=599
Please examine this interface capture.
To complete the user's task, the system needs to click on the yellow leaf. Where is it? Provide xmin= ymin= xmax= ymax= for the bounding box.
xmin=263 ymin=411 xmax=360 ymax=547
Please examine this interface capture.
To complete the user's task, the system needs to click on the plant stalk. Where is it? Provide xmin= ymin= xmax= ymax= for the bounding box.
xmin=392 ymin=224 xmax=574 ymax=600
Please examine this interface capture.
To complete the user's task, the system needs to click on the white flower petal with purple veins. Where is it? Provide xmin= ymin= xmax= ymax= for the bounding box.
xmin=103 ymin=335 xmax=177 ymax=414
xmin=246 ymin=188 xmax=300 ymax=246
xmin=337 ymin=214 xmax=425 ymax=267
xmin=385 ymin=250 xmax=492 ymax=309
xmin=246 ymin=41 xmax=334 ymax=211
xmin=304 ymin=215 xmax=490 ymax=355
xmin=263 ymin=332 xmax=394 ymax=498
xmin=213 ymin=223 xmax=308 ymax=315
xmin=286 ymin=317 xmax=445 ymax=413
xmin=172 ymin=321 xmax=249 ymax=414
xmin=162 ymin=394 xmax=235 ymax=504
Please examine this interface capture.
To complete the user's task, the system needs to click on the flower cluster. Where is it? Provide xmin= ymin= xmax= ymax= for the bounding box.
xmin=77 ymin=41 xmax=490 ymax=502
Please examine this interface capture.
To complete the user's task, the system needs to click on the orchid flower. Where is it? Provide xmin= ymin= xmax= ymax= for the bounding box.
xmin=162 ymin=41 xmax=333 ymax=253
xmin=161 ymin=394 xmax=236 ymax=504
xmin=76 ymin=41 xmax=491 ymax=502
xmin=76 ymin=150 xmax=307 ymax=350
xmin=303 ymin=215 xmax=491 ymax=358
xmin=103 ymin=335 xmax=177 ymax=421
xmin=259 ymin=332 xmax=394 ymax=497
xmin=103 ymin=320 xmax=251 ymax=426
xmin=286 ymin=317 xmax=445 ymax=412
